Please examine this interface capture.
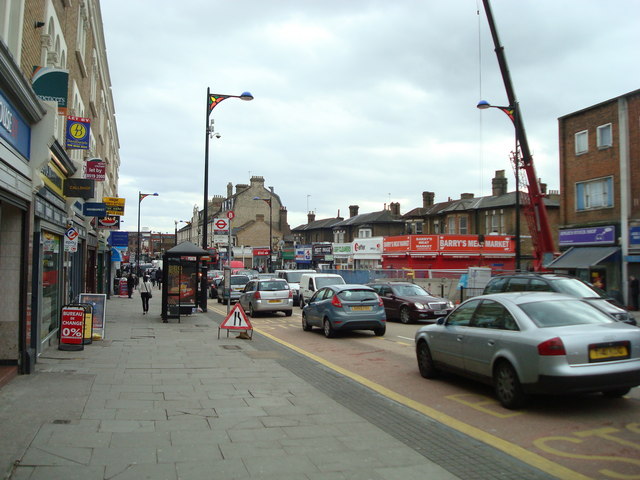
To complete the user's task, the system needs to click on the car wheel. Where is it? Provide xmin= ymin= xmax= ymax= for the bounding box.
xmin=373 ymin=326 xmax=386 ymax=336
xmin=400 ymin=306 xmax=412 ymax=324
xmin=249 ymin=303 xmax=257 ymax=317
xmin=416 ymin=341 xmax=438 ymax=378
xmin=302 ymin=313 xmax=312 ymax=331
xmin=299 ymin=297 xmax=305 ymax=309
xmin=284 ymin=310 xmax=292 ymax=317
xmin=217 ymin=297 xmax=221 ymax=303
xmin=494 ymin=361 xmax=526 ymax=410
xmin=323 ymin=318 xmax=335 ymax=338
xmin=602 ymin=388 xmax=631 ymax=398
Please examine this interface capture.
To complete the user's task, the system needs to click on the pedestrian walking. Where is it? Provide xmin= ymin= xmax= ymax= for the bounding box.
xmin=156 ymin=268 xmax=163 ymax=289
xmin=126 ymin=273 xmax=135 ymax=298
xmin=630 ymin=275 xmax=639 ymax=311
xmin=140 ymin=275 xmax=153 ymax=314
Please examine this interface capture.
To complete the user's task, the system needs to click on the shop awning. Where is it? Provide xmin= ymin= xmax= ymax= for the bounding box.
xmin=547 ymin=246 xmax=619 ymax=269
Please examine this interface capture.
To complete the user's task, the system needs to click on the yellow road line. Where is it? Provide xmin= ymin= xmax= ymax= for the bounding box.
xmin=254 ymin=326 xmax=592 ymax=480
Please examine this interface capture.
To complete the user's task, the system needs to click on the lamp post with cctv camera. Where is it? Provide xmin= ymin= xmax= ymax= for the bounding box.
xmin=201 ymin=89 xmax=253 ymax=311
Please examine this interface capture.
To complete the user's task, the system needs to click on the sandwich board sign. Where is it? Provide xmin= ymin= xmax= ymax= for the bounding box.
xmin=218 ymin=303 xmax=253 ymax=339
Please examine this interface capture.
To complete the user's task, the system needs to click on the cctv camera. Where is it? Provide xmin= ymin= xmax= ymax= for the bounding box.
xmin=215 ymin=133 xmax=221 ymax=139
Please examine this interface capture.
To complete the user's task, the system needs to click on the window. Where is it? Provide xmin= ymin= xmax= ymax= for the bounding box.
xmin=597 ymin=123 xmax=612 ymax=149
xmin=447 ymin=217 xmax=456 ymax=234
xmin=575 ymin=130 xmax=588 ymax=155
xmin=358 ymin=228 xmax=372 ymax=238
xmin=459 ymin=216 xmax=468 ymax=234
xmin=415 ymin=222 xmax=423 ymax=234
xmin=446 ymin=299 xmax=480 ymax=327
xmin=576 ymin=177 xmax=613 ymax=210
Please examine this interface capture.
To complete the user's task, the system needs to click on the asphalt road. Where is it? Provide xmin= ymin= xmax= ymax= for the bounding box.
xmin=210 ymin=300 xmax=640 ymax=480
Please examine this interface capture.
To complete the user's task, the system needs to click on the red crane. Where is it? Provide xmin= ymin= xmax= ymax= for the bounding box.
xmin=479 ymin=0 xmax=556 ymax=271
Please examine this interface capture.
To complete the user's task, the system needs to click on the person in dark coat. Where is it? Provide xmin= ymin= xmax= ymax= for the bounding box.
xmin=155 ymin=268 xmax=163 ymax=289
xmin=127 ymin=273 xmax=135 ymax=298
xmin=630 ymin=275 xmax=639 ymax=311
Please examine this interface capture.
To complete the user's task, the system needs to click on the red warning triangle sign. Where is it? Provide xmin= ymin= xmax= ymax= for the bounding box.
xmin=220 ymin=303 xmax=253 ymax=330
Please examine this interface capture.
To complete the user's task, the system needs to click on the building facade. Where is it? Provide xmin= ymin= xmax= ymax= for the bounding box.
xmin=1 ymin=0 xmax=120 ymax=376
xmin=553 ymin=89 xmax=640 ymax=305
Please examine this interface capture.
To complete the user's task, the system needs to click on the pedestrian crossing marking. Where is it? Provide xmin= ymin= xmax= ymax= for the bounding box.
xmin=220 ymin=303 xmax=253 ymax=330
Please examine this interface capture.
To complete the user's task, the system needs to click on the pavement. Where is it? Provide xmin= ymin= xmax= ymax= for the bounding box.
xmin=0 ymin=291 xmax=464 ymax=480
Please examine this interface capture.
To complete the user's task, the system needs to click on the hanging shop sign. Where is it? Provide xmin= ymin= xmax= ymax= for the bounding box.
xmin=97 ymin=216 xmax=121 ymax=230
xmin=559 ymin=226 xmax=616 ymax=246
xmin=63 ymin=178 xmax=94 ymax=199
xmin=65 ymin=116 xmax=91 ymax=149
xmin=83 ymin=202 xmax=107 ymax=217
xmin=32 ymin=66 xmax=69 ymax=115
xmin=109 ymin=231 xmax=129 ymax=247
xmin=103 ymin=197 xmax=125 ymax=216
xmin=84 ymin=158 xmax=106 ymax=181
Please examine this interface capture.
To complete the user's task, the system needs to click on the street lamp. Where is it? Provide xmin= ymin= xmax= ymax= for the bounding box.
xmin=202 ymin=89 xmax=253 ymax=311
xmin=254 ymin=197 xmax=272 ymax=272
xmin=174 ymin=220 xmax=191 ymax=246
xmin=477 ymin=100 xmax=521 ymax=271
xmin=136 ymin=192 xmax=158 ymax=276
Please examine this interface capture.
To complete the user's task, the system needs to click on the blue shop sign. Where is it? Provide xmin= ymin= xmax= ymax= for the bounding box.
xmin=0 ymin=89 xmax=31 ymax=159
xmin=83 ymin=202 xmax=107 ymax=217
xmin=630 ymin=227 xmax=640 ymax=246
xmin=559 ymin=226 xmax=615 ymax=246
xmin=109 ymin=231 xmax=129 ymax=247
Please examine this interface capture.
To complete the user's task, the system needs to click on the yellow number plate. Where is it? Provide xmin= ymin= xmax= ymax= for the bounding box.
xmin=351 ymin=306 xmax=372 ymax=311
xmin=268 ymin=299 xmax=281 ymax=304
xmin=589 ymin=345 xmax=628 ymax=361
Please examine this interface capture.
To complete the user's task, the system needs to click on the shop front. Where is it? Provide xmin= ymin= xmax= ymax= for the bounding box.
xmin=295 ymin=245 xmax=313 ymax=268
xmin=332 ymin=243 xmax=352 ymax=270
xmin=548 ymin=226 xmax=622 ymax=303
xmin=352 ymin=237 xmax=383 ymax=270
xmin=382 ymin=235 xmax=515 ymax=272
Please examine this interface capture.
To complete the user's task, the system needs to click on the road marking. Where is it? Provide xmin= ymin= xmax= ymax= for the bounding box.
xmin=447 ymin=393 xmax=522 ymax=418
xmin=252 ymin=326 xmax=592 ymax=480
xmin=397 ymin=336 xmax=414 ymax=341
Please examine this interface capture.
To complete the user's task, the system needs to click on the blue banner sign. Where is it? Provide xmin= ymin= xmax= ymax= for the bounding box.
xmin=109 ymin=231 xmax=129 ymax=247
xmin=559 ymin=226 xmax=615 ymax=246
xmin=0 ymin=89 xmax=31 ymax=159
xmin=83 ymin=202 xmax=107 ymax=217
xmin=630 ymin=227 xmax=640 ymax=246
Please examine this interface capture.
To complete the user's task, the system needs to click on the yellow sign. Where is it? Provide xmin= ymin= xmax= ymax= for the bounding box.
xmin=103 ymin=197 xmax=125 ymax=216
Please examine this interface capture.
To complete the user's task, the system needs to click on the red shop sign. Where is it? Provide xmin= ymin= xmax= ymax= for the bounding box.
xmin=59 ymin=306 xmax=85 ymax=348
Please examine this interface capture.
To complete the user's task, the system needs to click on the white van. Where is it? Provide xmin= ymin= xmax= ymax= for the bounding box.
xmin=275 ymin=269 xmax=316 ymax=305
xmin=299 ymin=273 xmax=346 ymax=307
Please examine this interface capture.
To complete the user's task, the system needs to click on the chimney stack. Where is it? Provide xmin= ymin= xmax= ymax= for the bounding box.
xmin=389 ymin=202 xmax=401 ymax=215
xmin=492 ymin=170 xmax=508 ymax=196
xmin=422 ymin=191 xmax=435 ymax=208
xmin=460 ymin=193 xmax=474 ymax=200
xmin=349 ymin=205 xmax=359 ymax=217
xmin=227 ymin=182 xmax=233 ymax=198
xmin=307 ymin=211 xmax=316 ymax=223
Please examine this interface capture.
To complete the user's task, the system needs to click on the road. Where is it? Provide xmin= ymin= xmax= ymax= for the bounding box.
xmin=209 ymin=300 xmax=640 ymax=480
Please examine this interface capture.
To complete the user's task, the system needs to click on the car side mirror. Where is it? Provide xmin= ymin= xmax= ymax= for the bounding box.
xmin=436 ymin=317 xmax=446 ymax=326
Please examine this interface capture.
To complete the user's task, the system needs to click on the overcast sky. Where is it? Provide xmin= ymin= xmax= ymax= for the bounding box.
xmin=100 ymin=1 xmax=640 ymax=236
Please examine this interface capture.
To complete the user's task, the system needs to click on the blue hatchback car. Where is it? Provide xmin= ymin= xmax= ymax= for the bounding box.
xmin=301 ymin=284 xmax=386 ymax=338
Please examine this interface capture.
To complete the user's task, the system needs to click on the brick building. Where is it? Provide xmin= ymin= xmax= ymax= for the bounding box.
xmin=552 ymin=89 xmax=640 ymax=305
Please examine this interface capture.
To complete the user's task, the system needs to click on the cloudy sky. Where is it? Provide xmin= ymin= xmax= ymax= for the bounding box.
xmin=100 ymin=1 xmax=640 ymax=236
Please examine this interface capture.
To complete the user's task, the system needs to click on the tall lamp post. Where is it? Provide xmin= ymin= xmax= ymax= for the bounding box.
xmin=254 ymin=197 xmax=272 ymax=272
xmin=202 ymin=89 xmax=253 ymax=311
xmin=136 ymin=192 xmax=158 ymax=276
xmin=476 ymin=100 xmax=521 ymax=271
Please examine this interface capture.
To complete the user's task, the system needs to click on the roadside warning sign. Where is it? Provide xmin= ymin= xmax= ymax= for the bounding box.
xmin=220 ymin=303 xmax=252 ymax=330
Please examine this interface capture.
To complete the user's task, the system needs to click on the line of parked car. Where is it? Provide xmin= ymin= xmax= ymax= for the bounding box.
xmin=207 ymin=269 xmax=640 ymax=409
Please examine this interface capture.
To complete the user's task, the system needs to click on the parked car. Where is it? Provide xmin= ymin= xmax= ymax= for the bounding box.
xmin=256 ymin=273 xmax=277 ymax=280
xmin=301 ymin=284 xmax=386 ymax=338
xmin=209 ymin=276 xmax=223 ymax=299
xmin=482 ymin=273 xmax=636 ymax=325
xmin=217 ymin=274 xmax=250 ymax=303
xmin=367 ymin=282 xmax=454 ymax=324
xmin=275 ymin=269 xmax=316 ymax=305
xmin=415 ymin=292 xmax=640 ymax=409
xmin=239 ymin=278 xmax=293 ymax=317
xmin=299 ymin=273 xmax=346 ymax=308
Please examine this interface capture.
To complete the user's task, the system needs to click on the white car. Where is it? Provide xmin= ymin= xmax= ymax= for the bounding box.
xmin=299 ymin=273 xmax=346 ymax=308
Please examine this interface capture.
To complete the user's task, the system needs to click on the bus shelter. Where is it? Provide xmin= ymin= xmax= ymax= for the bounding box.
xmin=161 ymin=241 xmax=209 ymax=322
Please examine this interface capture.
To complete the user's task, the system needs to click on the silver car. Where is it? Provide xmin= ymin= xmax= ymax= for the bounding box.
xmin=239 ymin=278 xmax=293 ymax=317
xmin=415 ymin=292 xmax=640 ymax=409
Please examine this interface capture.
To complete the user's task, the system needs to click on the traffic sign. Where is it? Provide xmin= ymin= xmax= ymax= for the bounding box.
xmin=213 ymin=218 xmax=230 ymax=231
xmin=219 ymin=303 xmax=253 ymax=330
xmin=226 ymin=211 xmax=235 ymax=220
